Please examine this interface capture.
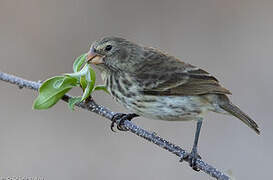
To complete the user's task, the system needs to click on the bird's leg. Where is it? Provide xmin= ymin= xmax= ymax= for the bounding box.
xmin=111 ymin=113 xmax=139 ymax=132
xmin=181 ymin=118 xmax=203 ymax=171
xmin=190 ymin=119 xmax=202 ymax=170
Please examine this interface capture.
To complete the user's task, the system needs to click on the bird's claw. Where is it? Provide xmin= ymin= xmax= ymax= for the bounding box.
xmin=180 ymin=150 xmax=201 ymax=171
xmin=111 ymin=113 xmax=139 ymax=132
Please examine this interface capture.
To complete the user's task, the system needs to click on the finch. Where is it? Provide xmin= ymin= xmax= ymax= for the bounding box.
xmin=86 ymin=36 xmax=260 ymax=170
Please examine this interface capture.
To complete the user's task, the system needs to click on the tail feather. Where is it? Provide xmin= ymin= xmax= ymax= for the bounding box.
xmin=220 ymin=103 xmax=260 ymax=135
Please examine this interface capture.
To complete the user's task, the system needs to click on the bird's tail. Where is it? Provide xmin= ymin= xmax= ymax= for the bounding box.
xmin=220 ymin=102 xmax=260 ymax=135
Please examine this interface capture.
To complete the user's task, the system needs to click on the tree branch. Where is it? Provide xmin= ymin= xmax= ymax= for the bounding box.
xmin=0 ymin=71 xmax=230 ymax=180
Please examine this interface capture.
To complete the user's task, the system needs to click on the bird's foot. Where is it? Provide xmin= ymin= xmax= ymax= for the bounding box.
xmin=110 ymin=113 xmax=139 ymax=132
xmin=180 ymin=149 xmax=201 ymax=171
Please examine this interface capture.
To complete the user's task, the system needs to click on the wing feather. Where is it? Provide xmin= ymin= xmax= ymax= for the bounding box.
xmin=135 ymin=47 xmax=231 ymax=96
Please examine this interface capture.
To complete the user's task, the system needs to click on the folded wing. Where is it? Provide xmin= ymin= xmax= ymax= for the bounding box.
xmin=136 ymin=47 xmax=231 ymax=96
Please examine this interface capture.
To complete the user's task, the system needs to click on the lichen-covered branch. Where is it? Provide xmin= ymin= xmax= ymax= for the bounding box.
xmin=0 ymin=71 xmax=230 ymax=180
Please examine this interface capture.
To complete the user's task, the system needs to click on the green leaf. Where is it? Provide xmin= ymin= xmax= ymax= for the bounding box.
xmin=79 ymin=65 xmax=96 ymax=90
xmin=33 ymin=53 xmax=100 ymax=111
xmin=68 ymin=96 xmax=82 ymax=111
xmin=94 ymin=85 xmax=109 ymax=94
xmin=73 ymin=53 xmax=87 ymax=72
xmin=33 ymin=76 xmax=77 ymax=110
xmin=80 ymin=76 xmax=87 ymax=90
xmin=53 ymin=76 xmax=77 ymax=89
xmin=85 ymin=65 xmax=96 ymax=91
xmin=89 ymin=65 xmax=96 ymax=83
xmin=53 ymin=78 xmax=65 ymax=89
xmin=81 ymin=82 xmax=92 ymax=101
xmin=66 ymin=64 xmax=89 ymax=79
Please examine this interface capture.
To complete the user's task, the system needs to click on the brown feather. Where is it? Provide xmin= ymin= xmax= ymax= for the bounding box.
xmin=136 ymin=48 xmax=231 ymax=96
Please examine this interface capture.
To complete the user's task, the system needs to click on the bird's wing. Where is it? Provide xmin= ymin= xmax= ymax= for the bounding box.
xmin=135 ymin=47 xmax=231 ymax=96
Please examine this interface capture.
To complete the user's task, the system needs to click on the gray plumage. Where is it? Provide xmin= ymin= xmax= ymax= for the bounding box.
xmin=88 ymin=36 xmax=260 ymax=134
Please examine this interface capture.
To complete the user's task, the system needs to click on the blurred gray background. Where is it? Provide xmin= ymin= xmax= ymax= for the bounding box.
xmin=0 ymin=0 xmax=272 ymax=179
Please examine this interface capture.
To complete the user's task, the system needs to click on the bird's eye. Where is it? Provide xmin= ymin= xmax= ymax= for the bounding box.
xmin=105 ymin=45 xmax=112 ymax=51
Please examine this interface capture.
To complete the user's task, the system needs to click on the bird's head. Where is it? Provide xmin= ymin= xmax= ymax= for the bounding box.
xmin=86 ymin=36 xmax=141 ymax=73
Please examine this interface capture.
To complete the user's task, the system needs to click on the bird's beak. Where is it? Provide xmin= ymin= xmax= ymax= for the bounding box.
xmin=86 ymin=50 xmax=103 ymax=65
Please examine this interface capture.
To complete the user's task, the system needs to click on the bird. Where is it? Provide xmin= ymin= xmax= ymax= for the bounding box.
xmin=86 ymin=36 xmax=260 ymax=170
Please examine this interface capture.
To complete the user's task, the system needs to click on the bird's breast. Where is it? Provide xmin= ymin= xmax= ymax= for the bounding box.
xmin=105 ymin=73 xmax=139 ymax=99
